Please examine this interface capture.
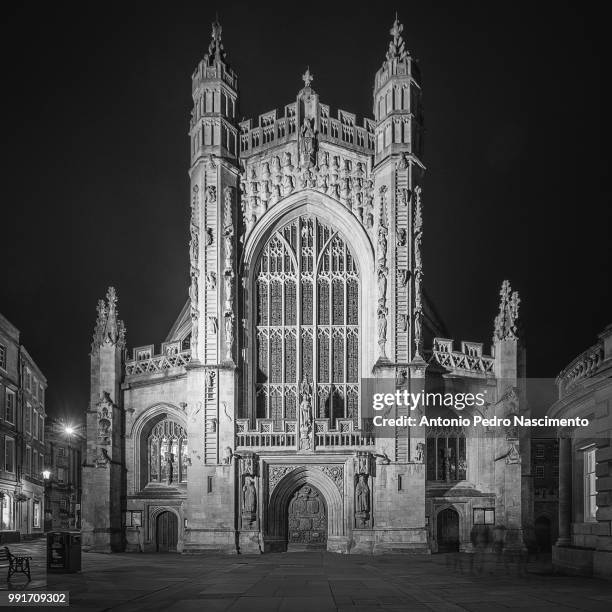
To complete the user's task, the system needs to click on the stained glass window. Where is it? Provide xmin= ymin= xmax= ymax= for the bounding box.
xmin=255 ymin=216 xmax=359 ymax=425
xmin=148 ymin=419 xmax=187 ymax=484
xmin=426 ymin=430 xmax=467 ymax=482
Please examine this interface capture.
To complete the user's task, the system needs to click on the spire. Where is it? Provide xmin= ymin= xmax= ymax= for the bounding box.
xmin=493 ymin=280 xmax=520 ymax=343
xmin=92 ymin=286 xmax=126 ymax=350
xmin=204 ymin=18 xmax=227 ymax=66
xmin=385 ymin=14 xmax=409 ymax=63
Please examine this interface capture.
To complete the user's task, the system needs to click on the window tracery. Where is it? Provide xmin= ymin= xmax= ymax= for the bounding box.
xmin=148 ymin=419 xmax=188 ymax=485
xmin=255 ymin=215 xmax=359 ymax=427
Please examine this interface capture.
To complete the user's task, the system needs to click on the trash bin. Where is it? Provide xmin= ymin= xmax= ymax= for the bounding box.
xmin=47 ymin=531 xmax=81 ymax=573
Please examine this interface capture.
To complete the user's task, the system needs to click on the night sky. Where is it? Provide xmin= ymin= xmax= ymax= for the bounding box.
xmin=3 ymin=2 xmax=609 ymax=423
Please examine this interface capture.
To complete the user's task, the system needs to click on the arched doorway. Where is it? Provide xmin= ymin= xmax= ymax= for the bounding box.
xmin=287 ymin=484 xmax=328 ymax=550
xmin=156 ymin=511 xmax=178 ymax=552
xmin=534 ymin=515 xmax=552 ymax=552
xmin=437 ymin=507 xmax=460 ymax=552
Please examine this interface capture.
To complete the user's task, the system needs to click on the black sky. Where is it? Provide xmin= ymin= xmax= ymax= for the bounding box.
xmin=2 ymin=1 xmax=610 ymax=423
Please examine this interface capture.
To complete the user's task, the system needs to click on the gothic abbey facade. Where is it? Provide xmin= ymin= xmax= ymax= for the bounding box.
xmin=82 ymin=18 xmax=530 ymax=554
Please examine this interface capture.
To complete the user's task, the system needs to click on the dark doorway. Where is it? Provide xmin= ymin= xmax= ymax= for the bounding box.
xmin=287 ymin=484 xmax=327 ymax=550
xmin=437 ymin=507 xmax=460 ymax=552
xmin=156 ymin=511 xmax=178 ymax=552
xmin=534 ymin=515 xmax=552 ymax=552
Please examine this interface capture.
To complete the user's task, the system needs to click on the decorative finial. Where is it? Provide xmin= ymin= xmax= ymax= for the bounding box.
xmin=91 ymin=286 xmax=126 ymax=350
xmin=386 ymin=15 xmax=408 ymax=63
xmin=205 ymin=18 xmax=226 ymax=65
xmin=493 ymin=280 xmax=521 ymax=343
xmin=302 ymin=66 xmax=314 ymax=88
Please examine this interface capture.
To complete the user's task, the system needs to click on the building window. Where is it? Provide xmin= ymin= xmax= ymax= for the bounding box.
xmin=26 ymin=445 xmax=31 ymax=475
xmin=5 ymin=389 xmax=15 ymax=424
xmin=33 ymin=410 xmax=39 ymax=439
xmin=535 ymin=444 xmax=545 ymax=459
xmin=0 ymin=344 xmax=6 ymax=370
xmin=25 ymin=403 xmax=31 ymax=434
xmin=39 ymin=416 xmax=44 ymax=442
xmin=25 ymin=369 xmax=31 ymax=392
xmin=473 ymin=508 xmax=495 ymax=525
xmin=57 ymin=446 xmax=65 ymax=457
xmin=57 ymin=467 xmax=65 ymax=483
xmin=255 ymin=216 xmax=360 ymax=427
xmin=584 ymin=447 xmax=598 ymax=522
xmin=1 ymin=494 xmax=13 ymax=530
xmin=148 ymin=419 xmax=188 ymax=484
xmin=5 ymin=437 xmax=15 ymax=473
xmin=33 ymin=501 xmax=41 ymax=529
xmin=426 ymin=430 xmax=467 ymax=481
xmin=535 ymin=465 xmax=545 ymax=479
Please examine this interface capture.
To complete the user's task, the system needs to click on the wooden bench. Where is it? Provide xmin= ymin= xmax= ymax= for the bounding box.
xmin=0 ymin=546 xmax=32 ymax=581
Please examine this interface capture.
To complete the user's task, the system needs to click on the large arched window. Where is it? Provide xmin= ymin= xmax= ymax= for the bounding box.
xmin=255 ymin=215 xmax=359 ymax=427
xmin=148 ymin=419 xmax=188 ymax=485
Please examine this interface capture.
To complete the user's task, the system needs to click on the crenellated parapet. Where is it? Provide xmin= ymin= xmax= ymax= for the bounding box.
xmin=238 ymin=102 xmax=374 ymax=158
xmin=431 ymin=338 xmax=495 ymax=376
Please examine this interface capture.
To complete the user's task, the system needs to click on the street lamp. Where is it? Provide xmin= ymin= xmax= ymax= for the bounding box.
xmin=42 ymin=470 xmax=51 ymax=480
xmin=64 ymin=426 xmax=74 ymax=436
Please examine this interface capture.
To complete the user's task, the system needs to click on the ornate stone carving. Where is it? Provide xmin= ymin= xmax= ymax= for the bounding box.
xmin=397 ymin=228 xmax=407 ymax=246
xmin=206 ymin=185 xmax=217 ymax=204
xmin=241 ymin=475 xmax=257 ymax=528
xmin=376 ymin=187 xmax=389 ymax=359
xmin=223 ymin=186 xmax=235 ymax=362
xmin=299 ymin=117 xmax=317 ymax=168
xmin=493 ymin=280 xmax=520 ymax=343
xmin=96 ymin=392 xmax=114 ymax=447
xmin=205 ymin=368 xmax=216 ymax=390
xmin=207 ymin=315 xmax=218 ymax=334
xmin=318 ymin=465 xmax=344 ymax=493
xmin=92 ymin=287 xmax=126 ymax=351
xmin=506 ymin=441 xmax=521 ymax=464
xmin=298 ymin=379 xmax=313 ymax=451
xmin=189 ymin=185 xmax=200 ymax=355
xmin=385 ymin=16 xmax=408 ymax=63
xmin=268 ymin=465 xmax=299 ymax=494
xmin=240 ymin=452 xmax=256 ymax=477
xmin=412 ymin=186 xmax=424 ymax=359
xmin=206 ymin=271 xmax=216 ymax=290
xmin=355 ymin=451 xmax=372 ymax=476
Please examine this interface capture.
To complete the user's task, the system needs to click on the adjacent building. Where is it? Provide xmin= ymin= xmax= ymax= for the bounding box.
xmin=82 ymin=18 xmax=529 ymax=555
xmin=0 ymin=312 xmax=46 ymax=541
xmin=550 ymin=324 xmax=612 ymax=578
xmin=531 ymin=430 xmax=559 ymax=551
xmin=44 ymin=419 xmax=84 ymax=530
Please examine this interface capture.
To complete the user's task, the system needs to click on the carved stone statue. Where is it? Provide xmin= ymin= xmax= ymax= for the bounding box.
xmin=206 ymin=272 xmax=216 ymax=290
xmin=300 ymin=117 xmax=316 ymax=167
xmin=242 ymin=477 xmax=256 ymax=513
xmin=355 ymin=475 xmax=370 ymax=513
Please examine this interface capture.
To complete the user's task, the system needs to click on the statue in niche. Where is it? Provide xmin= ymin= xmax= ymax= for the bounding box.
xmin=282 ymin=173 xmax=294 ymax=196
xmin=415 ymin=442 xmax=425 ymax=463
xmin=355 ymin=475 xmax=370 ymax=513
xmin=206 ymin=228 xmax=213 ymax=246
xmin=399 ymin=269 xmax=410 ymax=288
xmin=397 ymin=228 xmax=407 ymax=246
xmin=165 ymin=453 xmax=175 ymax=485
xmin=399 ymin=313 xmax=408 ymax=332
xmin=206 ymin=272 xmax=216 ymax=290
xmin=207 ymin=315 xmax=218 ymax=334
xmin=243 ymin=477 xmax=257 ymax=513
xmin=300 ymin=117 xmax=316 ymax=167
xmin=206 ymin=185 xmax=216 ymax=203
xmin=377 ymin=266 xmax=388 ymax=301
xmin=317 ymin=149 xmax=328 ymax=173
xmin=377 ymin=305 xmax=388 ymax=356
xmin=299 ymin=422 xmax=312 ymax=450
xmin=282 ymin=151 xmax=294 ymax=173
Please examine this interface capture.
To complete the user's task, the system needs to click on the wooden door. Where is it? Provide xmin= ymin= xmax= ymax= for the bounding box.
xmin=437 ymin=507 xmax=460 ymax=552
xmin=287 ymin=485 xmax=327 ymax=549
xmin=156 ymin=511 xmax=178 ymax=552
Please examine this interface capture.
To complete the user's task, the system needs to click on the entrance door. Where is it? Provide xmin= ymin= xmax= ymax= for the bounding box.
xmin=437 ymin=507 xmax=460 ymax=552
xmin=534 ymin=516 xmax=552 ymax=552
xmin=287 ymin=485 xmax=327 ymax=550
xmin=156 ymin=511 xmax=178 ymax=552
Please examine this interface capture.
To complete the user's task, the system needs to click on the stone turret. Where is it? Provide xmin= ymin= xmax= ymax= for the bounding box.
xmin=184 ymin=20 xmax=240 ymax=553
xmin=82 ymin=287 xmax=126 ymax=552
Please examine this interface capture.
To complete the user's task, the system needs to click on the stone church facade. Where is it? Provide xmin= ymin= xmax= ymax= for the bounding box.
xmin=82 ymin=18 xmax=529 ymax=554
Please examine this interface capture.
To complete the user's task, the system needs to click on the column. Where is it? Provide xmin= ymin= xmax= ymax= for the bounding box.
xmin=556 ymin=435 xmax=572 ymax=547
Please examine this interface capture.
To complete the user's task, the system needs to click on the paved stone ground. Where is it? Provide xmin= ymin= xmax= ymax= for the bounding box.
xmin=6 ymin=541 xmax=612 ymax=611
